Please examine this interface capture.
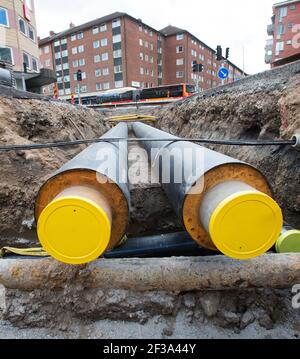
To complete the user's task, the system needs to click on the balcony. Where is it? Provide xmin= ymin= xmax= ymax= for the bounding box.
xmin=267 ymin=24 xmax=274 ymax=36
xmin=265 ymin=39 xmax=273 ymax=51
xmin=265 ymin=53 xmax=273 ymax=64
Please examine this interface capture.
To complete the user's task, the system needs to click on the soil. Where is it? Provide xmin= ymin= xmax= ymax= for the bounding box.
xmin=155 ymin=61 xmax=300 ymax=227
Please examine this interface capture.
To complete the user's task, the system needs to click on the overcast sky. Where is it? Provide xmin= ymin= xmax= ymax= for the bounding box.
xmin=35 ymin=0 xmax=275 ymax=75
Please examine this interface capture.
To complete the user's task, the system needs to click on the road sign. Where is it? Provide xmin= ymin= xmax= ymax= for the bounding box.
xmin=218 ymin=67 xmax=229 ymax=80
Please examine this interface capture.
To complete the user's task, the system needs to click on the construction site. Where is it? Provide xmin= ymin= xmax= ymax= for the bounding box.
xmin=0 ymin=58 xmax=299 ymax=339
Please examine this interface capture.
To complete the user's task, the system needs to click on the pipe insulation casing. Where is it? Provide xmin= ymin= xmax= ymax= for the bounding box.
xmin=35 ymin=123 xmax=130 ymax=265
xmin=132 ymin=123 xmax=283 ymax=260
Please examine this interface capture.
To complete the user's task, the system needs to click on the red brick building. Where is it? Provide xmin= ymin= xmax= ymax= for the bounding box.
xmin=39 ymin=12 xmax=244 ymax=100
xmin=265 ymin=0 xmax=300 ymax=67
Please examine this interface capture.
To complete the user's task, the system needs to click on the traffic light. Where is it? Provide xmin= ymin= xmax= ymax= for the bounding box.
xmin=198 ymin=63 xmax=204 ymax=72
xmin=226 ymin=47 xmax=230 ymax=59
xmin=192 ymin=61 xmax=198 ymax=73
xmin=77 ymin=69 xmax=82 ymax=82
xmin=216 ymin=45 xmax=223 ymax=61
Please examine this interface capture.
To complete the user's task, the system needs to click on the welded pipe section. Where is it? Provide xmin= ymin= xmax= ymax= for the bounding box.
xmin=35 ymin=123 xmax=130 ymax=265
xmin=133 ymin=123 xmax=283 ymax=260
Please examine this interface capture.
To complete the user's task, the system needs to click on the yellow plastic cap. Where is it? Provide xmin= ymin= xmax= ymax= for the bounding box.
xmin=37 ymin=196 xmax=111 ymax=265
xmin=209 ymin=191 xmax=283 ymax=260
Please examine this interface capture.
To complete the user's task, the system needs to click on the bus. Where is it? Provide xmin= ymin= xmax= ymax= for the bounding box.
xmin=95 ymin=83 xmax=195 ymax=105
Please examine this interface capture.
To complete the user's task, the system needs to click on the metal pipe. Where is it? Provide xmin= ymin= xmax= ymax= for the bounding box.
xmin=35 ymin=123 xmax=130 ymax=265
xmin=104 ymin=232 xmax=215 ymax=259
xmin=133 ymin=123 xmax=283 ymax=260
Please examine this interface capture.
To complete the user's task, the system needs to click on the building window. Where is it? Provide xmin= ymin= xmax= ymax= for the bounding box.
xmin=45 ymin=59 xmax=51 ymax=67
xmin=58 ymin=89 xmax=64 ymax=96
xmin=44 ymin=46 xmax=50 ymax=54
xmin=96 ymin=83 xmax=102 ymax=91
xmin=145 ymin=41 xmax=149 ymax=48
xmin=71 ymin=34 xmax=76 ymax=41
xmin=32 ymin=58 xmax=39 ymax=72
xmin=279 ymin=6 xmax=287 ymax=18
xmin=78 ymin=45 xmax=84 ymax=53
xmin=79 ymin=58 xmax=85 ymax=66
xmin=92 ymin=26 xmax=99 ymax=35
xmin=54 ymin=40 xmax=60 ymax=47
xmin=93 ymin=40 xmax=100 ymax=49
xmin=150 ymin=30 xmax=153 ymax=37
xmin=72 ymin=47 xmax=77 ymax=55
xmin=139 ymin=39 xmax=143 ymax=46
xmin=150 ymin=56 xmax=154 ymax=63
xmin=102 ymin=53 xmax=108 ymax=61
xmin=73 ymin=60 xmax=78 ymax=67
xmin=61 ymin=38 xmax=67 ymax=45
xmin=176 ymin=71 xmax=184 ymax=78
xmin=115 ymin=81 xmax=124 ymax=88
xmin=77 ymin=32 xmax=84 ymax=40
xmin=112 ymin=19 xmax=121 ymax=28
xmin=276 ymin=41 xmax=284 ymax=53
xmin=64 ymin=75 xmax=70 ymax=82
xmin=176 ymin=58 xmax=184 ymax=66
xmin=63 ymin=63 xmax=69 ymax=70
xmin=176 ymin=46 xmax=184 ymax=53
xmin=113 ymin=49 xmax=122 ymax=58
xmin=61 ymin=50 xmax=68 ymax=57
xmin=56 ymin=64 xmax=62 ymax=71
xmin=95 ymin=69 xmax=102 ymax=77
xmin=65 ymin=89 xmax=71 ymax=95
xmin=25 ymin=0 xmax=32 ymax=10
xmin=0 ymin=7 xmax=9 ymax=27
xmin=102 ymin=68 xmax=109 ymax=75
xmin=81 ymin=72 xmax=86 ymax=80
xmin=23 ymin=53 xmax=30 ymax=69
xmin=286 ymin=39 xmax=292 ymax=45
xmin=139 ymin=25 xmax=142 ymax=32
xmin=277 ymin=24 xmax=285 ymax=36
xmin=290 ymin=4 xmax=296 ymax=10
xmin=101 ymin=38 xmax=108 ymax=47
xmin=19 ymin=17 xmax=27 ymax=35
xmin=94 ymin=55 xmax=101 ymax=63
xmin=145 ymin=54 xmax=149 ymax=62
xmin=114 ymin=65 xmax=122 ymax=73
xmin=81 ymin=85 xmax=87 ymax=93
xmin=0 ymin=47 xmax=13 ymax=64
xmin=288 ymin=22 xmax=294 ymax=29
xmin=113 ymin=34 xmax=121 ymax=43
xmin=103 ymin=82 xmax=110 ymax=90
xmin=176 ymin=34 xmax=184 ymax=40
xmin=100 ymin=23 xmax=107 ymax=32
xmin=140 ymin=67 xmax=144 ymax=75
xmin=140 ymin=52 xmax=144 ymax=60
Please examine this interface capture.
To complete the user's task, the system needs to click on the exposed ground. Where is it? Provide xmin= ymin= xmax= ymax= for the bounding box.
xmin=156 ymin=60 xmax=300 ymax=227
xmin=0 ymin=61 xmax=300 ymax=339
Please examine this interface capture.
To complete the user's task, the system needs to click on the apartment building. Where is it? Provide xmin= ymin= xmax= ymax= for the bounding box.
xmin=0 ymin=0 xmax=54 ymax=91
xmin=266 ymin=0 xmax=300 ymax=67
xmin=39 ymin=12 xmax=244 ymax=99
xmin=161 ymin=25 xmax=243 ymax=90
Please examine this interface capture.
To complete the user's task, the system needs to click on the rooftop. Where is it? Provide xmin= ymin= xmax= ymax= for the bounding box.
xmin=273 ymin=0 xmax=300 ymax=8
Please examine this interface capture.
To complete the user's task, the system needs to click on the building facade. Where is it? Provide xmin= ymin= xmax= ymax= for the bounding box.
xmin=0 ymin=0 xmax=54 ymax=91
xmin=39 ymin=12 xmax=244 ymax=100
xmin=266 ymin=0 xmax=300 ymax=67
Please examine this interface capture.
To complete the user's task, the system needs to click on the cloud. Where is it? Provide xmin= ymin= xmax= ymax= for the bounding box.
xmin=35 ymin=0 xmax=275 ymax=74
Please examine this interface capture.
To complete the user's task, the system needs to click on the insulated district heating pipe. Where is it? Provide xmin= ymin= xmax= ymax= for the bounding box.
xmin=132 ymin=122 xmax=283 ymax=260
xmin=35 ymin=123 xmax=130 ymax=265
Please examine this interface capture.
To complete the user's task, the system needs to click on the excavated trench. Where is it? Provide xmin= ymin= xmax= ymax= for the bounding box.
xmin=0 ymin=61 xmax=300 ymax=338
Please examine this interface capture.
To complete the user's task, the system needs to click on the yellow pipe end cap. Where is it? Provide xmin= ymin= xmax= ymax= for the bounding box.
xmin=209 ymin=191 xmax=283 ymax=260
xmin=276 ymin=230 xmax=300 ymax=253
xmin=37 ymin=196 xmax=111 ymax=265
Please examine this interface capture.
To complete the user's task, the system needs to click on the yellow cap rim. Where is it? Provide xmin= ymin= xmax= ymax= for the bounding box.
xmin=37 ymin=196 xmax=111 ymax=265
xmin=209 ymin=191 xmax=283 ymax=260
